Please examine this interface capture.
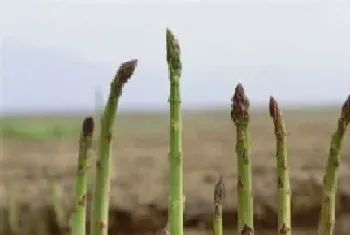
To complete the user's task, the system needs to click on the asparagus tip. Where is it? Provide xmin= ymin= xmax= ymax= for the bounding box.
xmin=341 ymin=94 xmax=350 ymax=123
xmin=166 ymin=28 xmax=181 ymax=71
xmin=231 ymin=83 xmax=250 ymax=123
xmin=114 ymin=59 xmax=138 ymax=86
xmin=268 ymin=96 xmax=280 ymax=119
xmin=82 ymin=117 xmax=94 ymax=137
xmin=214 ymin=175 xmax=226 ymax=204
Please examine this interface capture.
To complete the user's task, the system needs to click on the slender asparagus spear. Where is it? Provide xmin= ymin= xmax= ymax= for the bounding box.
xmin=213 ymin=175 xmax=226 ymax=235
xmin=166 ymin=28 xmax=184 ymax=235
xmin=70 ymin=117 xmax=94 ymax=235
xmin=318 ymin=95 xmax=350 ymax=235
xmin=269 ymin=97 xmax=291 ymax=235
xmin=230 ymin=83 xmax=254 ymax=235
xmin=90 ymin=59 xmax=138 ymax=235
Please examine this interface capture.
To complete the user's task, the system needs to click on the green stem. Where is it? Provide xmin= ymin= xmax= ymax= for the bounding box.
xmin=231 ymin=83 xmax=254 ymax=235
xmin=90 ymin=60 xmax=138 ymax=235
xmin=166 ymin=28 xmax=184 ymax=235
xmin=213 ymin=205 xmax=223 ymax=235
xmin=269 ymin=97 xmax=291 ymax=235
xmin=318 ymin=95 xmax=350 ymax=235
xmin=70 ymin=117 xmax=94 ymax=235
xmin=213 ymin=176 xmax=225 ymax=235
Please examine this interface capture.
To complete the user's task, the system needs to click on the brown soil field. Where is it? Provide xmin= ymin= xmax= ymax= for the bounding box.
xmin=1 ymin=109 xmax=350 ymax=235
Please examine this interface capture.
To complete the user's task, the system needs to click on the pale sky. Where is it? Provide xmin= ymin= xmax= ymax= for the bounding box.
xmin=1 ymin=0 xmax=350 ymax=113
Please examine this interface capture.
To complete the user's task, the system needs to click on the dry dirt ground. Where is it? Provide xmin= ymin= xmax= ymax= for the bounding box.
xmin=1 ymin=109 xmax=350 ymax=235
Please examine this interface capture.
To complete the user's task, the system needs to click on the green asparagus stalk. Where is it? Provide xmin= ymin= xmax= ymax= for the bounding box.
xmin=318 ymin=95 xmax=350 ymax=235
xmin=70 ymin=117 xmax=94 ymax=235
xmin=90 ymin=59 xmax=138 ymax=235
xmin=213 ymin=175 xmax=225 ymax=235
xmin=166 ymin=28 xmax=184 ymax=235
xmin=230 ymin=83 xmax=254 ymax=235
xmin=269 ymin=97 xmax=291 ymax=235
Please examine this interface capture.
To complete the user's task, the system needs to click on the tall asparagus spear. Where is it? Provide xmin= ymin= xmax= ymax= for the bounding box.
xmin=318 ymin=95 xmax=350 ymax=235
xmin=70 ymin=117 xmax=94 ymax=235
xmin=166 ymin=28 xmax=184 ymax=235
xmin=230 ymin=83 xmax=254 ymax=235
xmin=213 ymin=175 xmax=226 ymax=235
xmin=269 ymin=97 xmax=291 ymax=235
xmin=90 ymin=60 xmax=138 ymax=235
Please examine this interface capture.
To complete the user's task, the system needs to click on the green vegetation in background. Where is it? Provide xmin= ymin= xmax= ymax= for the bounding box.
xmin=0 ymin=109 xmax=342 ymax=141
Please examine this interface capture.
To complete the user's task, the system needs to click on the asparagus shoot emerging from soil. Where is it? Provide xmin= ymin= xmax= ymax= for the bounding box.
xmin=231 ymin=83 xmax=254 ymax=235
xmin=213 ymin=175 xmax=225 ymax=235
xmin=90 ymin=59 xmax=138 ymax=235
xmin=318 ymin=95 xmax=350 ymax=235
xmin=70 ymin=117 xmax=94 ymax=235
xmin=166 ymin=28 xmax=184 ymax=235
xmin=269 ymin=97 xmax=291 ymax=235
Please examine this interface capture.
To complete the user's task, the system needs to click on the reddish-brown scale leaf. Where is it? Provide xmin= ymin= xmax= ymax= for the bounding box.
xmin=78 ymin=164 xmax=84 ymax=174
xmin=104 ymin=133 xmax=112 ymax=142
xmin=98 ymin=221 xmax=106 ymax=229
xmin=277 ymin=177 xmax=283 ymax=188
xmin=82 ymin=117 xmax=94 ymax=137
xmin=214 ymin=175 xmax=226 ymax=204
xmin=269 ymin=96 xmax=279 ymax=119
xmin=114 ymin=59 xmax=138 ymax=86
xmin=96 ymin=160 xmax=101 ymax=169
xmin=231 ymin=83 xmax=250 ymax=122
xmin=237 ymin=176 xmax=244 ymax=189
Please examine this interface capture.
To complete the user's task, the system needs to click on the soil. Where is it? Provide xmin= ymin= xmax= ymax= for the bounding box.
xmin=1 ymin=110 xmax=350 ymax=235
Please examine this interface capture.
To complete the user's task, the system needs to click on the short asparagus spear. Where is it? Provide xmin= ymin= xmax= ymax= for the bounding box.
xmin=70 ymin=117 xmax=94 ymax=235
xmin=213 ymin=175 xmax=225 ymax=235
xmin=230 ymin=83 xmax=254 ymax=235
xmin=90 ymin=60 xmax=138 ymax=235
xmin=318 ymin=95 xmax=350 ymax=235
xmin=269 ymin=97 xmax=291 ymax=235
xmin=166 ymin=28 xmax=184 ymax=235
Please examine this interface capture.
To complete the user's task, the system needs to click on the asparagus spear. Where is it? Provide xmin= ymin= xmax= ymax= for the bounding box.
xmin=90 ymin=60 xmax=138 ymax=235
xmin=213 ymin=175 xmax=225 ymax=235
xmin=269 ymin=97 xmax=291 ymax=235
xmin=166 ymin=28 xmax=184 ymax=235
xmin=231 ymin=83 xmax=254 ymax=235
xmin=70 ymin=117 xmax=94 ymax=235
xmin=318 ymin=95 xmax=350 ymax=235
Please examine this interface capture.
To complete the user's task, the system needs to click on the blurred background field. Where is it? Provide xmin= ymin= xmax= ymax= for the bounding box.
xmin=1 ymin=108 xmax=350 ymax=235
